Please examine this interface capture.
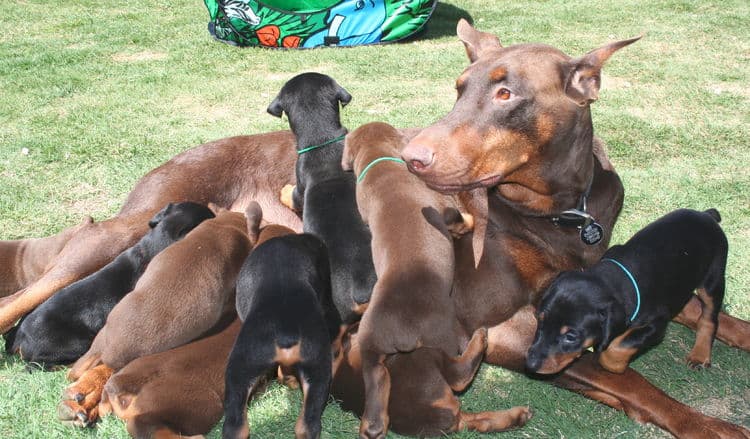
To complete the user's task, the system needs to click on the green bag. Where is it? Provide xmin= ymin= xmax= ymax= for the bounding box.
xmin=204 ymin=0 xmax=438 ymax=48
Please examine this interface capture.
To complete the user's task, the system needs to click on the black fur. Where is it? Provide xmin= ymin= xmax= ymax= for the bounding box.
xmin=267 ymin=72 xmax=376 ymax=323
xmin=5 ymin=202 xmax=215 ymax=367
xmin=526 ymin=208 xmax=728 ymax=373
xmin=222 ymin=232 xmax=341 ymax=439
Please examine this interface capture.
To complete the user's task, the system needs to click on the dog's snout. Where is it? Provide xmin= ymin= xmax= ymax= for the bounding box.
xmin=401 ymin=145 xmax=434 ymax=172
xmin=525 ymin=349 xmax=543 ymax=372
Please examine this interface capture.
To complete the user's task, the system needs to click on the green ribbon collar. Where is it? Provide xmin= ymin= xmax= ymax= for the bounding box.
xmin=356 ymin=156 xmax=406 ymax=183
xmin=296 ymin=134 xmax=346 ymax=155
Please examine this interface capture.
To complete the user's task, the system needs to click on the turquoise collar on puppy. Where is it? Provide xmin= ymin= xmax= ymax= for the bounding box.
xmin=602 ymin=258 xmax=641 ymax=322
xmin=356 ymin=157 xmax=406 ymax=183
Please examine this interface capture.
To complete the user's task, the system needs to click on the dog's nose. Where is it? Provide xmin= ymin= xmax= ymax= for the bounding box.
xmin=401 ymin=144 xmax=434 ymax=172
xmin=525 ymin=350 xmax=542 ymax=372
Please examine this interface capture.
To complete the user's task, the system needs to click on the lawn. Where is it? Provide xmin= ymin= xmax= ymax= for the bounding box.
xmin=0 ymin=0 xmax=748 ymax=438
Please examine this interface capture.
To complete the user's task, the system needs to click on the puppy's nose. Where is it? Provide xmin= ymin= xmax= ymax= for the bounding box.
xmin=401 ymin=144 xmax=434 ymax=172
xmin=525 ymin=350 xmax=542 ymax=372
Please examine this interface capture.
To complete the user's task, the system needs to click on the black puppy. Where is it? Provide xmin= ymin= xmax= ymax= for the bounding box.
xmin=222 ymin=222 xmax=341 ymax=439
xmin=5 ymin=202 xmax=214 ymax=367
xmin=268 ymin=72 xmax=376 ymax=323
xmin=527 ymin=208 xmax=728 ymax=374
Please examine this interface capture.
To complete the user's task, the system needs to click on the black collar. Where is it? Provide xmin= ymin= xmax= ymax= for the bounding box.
xmin=550 ymin=177 xmax=604 ymax=246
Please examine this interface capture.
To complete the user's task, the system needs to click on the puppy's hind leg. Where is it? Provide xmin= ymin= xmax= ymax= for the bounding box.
xmin=686 ymin=261 xmax=726 ymax=369
xmin=222 ymin=337 xmax=274 ymax=439
xmin=359 ymin=350 xmax=391 ymax=439
xmin=295 ymin=357 xmax=332 ymax=439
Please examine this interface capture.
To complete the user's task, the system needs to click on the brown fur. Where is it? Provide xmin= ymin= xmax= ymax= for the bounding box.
xmin=99 ymin=319 xmax=242 ymax=438
xmin=58 ymin=207 xmax=259 ymax=426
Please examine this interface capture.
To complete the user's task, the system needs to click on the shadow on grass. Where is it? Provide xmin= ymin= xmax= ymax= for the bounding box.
xmin=403 ymin=2 xmax=473 ymax=42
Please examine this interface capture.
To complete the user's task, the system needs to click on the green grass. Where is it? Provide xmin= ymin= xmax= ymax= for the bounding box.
xmin=1 ymin=0 xmax=748 ymax=437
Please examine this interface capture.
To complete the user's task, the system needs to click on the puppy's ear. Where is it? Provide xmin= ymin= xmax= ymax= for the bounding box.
xmin=148 ymin=203 xmax=174 ymax=228
xmin=267 ymin=96 xmax=284 ymax=117
xmin=341 ymin=134 xmax=355 ymax=172
xmin=598 ymin=302 xmax=628 ymax=350
xmin=336 ymin=86 xmax=352 ymax=108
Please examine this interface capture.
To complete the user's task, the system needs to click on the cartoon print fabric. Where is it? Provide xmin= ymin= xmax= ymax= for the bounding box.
xmin=204 ymin=0 xmax=437 ymax=48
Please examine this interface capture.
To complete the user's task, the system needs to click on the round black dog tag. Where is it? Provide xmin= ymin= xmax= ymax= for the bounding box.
xmin=580 ymin=222 xmax=603 ymax=245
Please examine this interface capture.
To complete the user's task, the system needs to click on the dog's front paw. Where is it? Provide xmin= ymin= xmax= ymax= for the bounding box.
xmin=280 ymin=184 xmax=297 ymax=211
xmin=58 ymin=365 xmax=114 ymax=427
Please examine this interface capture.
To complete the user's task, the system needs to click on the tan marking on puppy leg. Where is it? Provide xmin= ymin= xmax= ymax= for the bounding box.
xmin=456 ymin=406 xmax=532 ymax=433
xmin=278 ymin=365 xmax=300 ymax=389
xmin=686 ymin=288 xmax=716 ymax=369
xmin=599 ymin=329 xmax=639 ymax=373
xmin=280 ymin=184 xmax=296 ymax=211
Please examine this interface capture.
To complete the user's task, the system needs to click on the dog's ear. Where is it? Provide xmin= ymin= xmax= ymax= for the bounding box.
xmin=565 ymin=35 xmax=642 ymax=107
xmin=598 ymin=302 xmax=628 ymax=350
xmin=341 ymin=134 xmax=355 ymax=172
xmin=456 ymin=18 xmax=502 ymax=63
xmin=244 ymin=201 xmax=263 ymax=245
xmin=267 ymin=96 xmax=284 ymax=118
xmin=148 ymin=203 xmax=174 ymax=228
xmin=336 ymin=86 xmax=352 ymax=108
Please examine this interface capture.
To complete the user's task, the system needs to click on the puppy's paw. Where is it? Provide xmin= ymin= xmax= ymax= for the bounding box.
xmin=280 ymin=184 xmax=297 ymax=211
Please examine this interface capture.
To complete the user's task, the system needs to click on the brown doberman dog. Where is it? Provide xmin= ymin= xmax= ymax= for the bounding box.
xmin=395 ymin=19 xmax=750 ymax=438
xmin=99 ymin=318 xmax=242 ymax=438
xmin=341 ymin=122 xmax=519 ymax=438
xmin=0 ymin=20 xmax=748 ymax=438
xmin=57 ymin=204 xmax=260 ymax=427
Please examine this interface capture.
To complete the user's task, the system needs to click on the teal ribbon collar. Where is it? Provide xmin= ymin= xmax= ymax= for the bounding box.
xmin=356 ymin=157 xmax=406 ymax=183
xmin=297 ymin=134 xmax=345 ymax=154
xmin=602 ymin=258 xmax=641 ymax=322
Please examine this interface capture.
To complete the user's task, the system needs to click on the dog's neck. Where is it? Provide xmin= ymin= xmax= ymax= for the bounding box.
xmin=293 ymin=122 xmax=349 ymax=181
xmin=497 ymin=109 xmax=596 ymax=218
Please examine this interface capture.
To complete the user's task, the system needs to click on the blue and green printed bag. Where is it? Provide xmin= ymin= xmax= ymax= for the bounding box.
xmin=204 ymin=0 xmax=438 ymax=48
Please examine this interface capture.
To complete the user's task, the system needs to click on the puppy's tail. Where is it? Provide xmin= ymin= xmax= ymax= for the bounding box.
xmin=245 ymin=201 xmax=263 ymax=245
xmin=704 ymin=208 xmax=721 ymax=223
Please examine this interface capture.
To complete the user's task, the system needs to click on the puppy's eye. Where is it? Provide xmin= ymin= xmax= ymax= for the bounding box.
xmin=561 ymin=331 xmax=578 ymax=345
xmin=496 ymin=88 xmax=511 ymax=100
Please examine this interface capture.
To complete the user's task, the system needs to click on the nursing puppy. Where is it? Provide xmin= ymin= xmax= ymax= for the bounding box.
xmin=341 ymin=122 xmax=474 ymax=438
xmin=223 ymin=222 xmax=340 ymax=439
xmin=268 ymin=72 xmax=376 ymax=323
xmin=58 ymin=203 xmax=260 ymax=427
xmin=6 ymin=202 xmax=214 ymax=367
xmin=99 ymin=318 xmax=242 ymax=438
xmin=527 ymin=208 xmax=729 ymax=374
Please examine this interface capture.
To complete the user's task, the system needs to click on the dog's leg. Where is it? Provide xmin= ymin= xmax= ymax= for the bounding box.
xmin=58 ymin=364 xmax=114 ymax=427
xmin=0 ymin=215 xmax=149 ymax=333
xmin=442 ymin=327 xmax=487 ymax=392
xmin=456 ymin=407 xmax=533 ymax=433
xmin=295 ymin=360 xmax=331 ymax=439
xmin=359 ymin=350 xmax=391 ymax=439
xmin=222 ymin=342 xmax=271 ymax=439
xmin=598 ymin=323 xmax=664 ymax=374
xmin=686 ymin=281 xmax=724 ymax=368
xmin=675 ymin=296 xmax=750 ymax=352
xmin=554 ymin=355 xmax=750 ymax=439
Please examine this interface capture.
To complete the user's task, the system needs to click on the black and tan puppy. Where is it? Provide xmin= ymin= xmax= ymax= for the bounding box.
xmin=5 ymin=202 xmax=214 ymax=367
xmin=223 ymin=223 xmax=341 ymax=439
xmin=527 ymin=208 xmax=729 ymax=374
xmin=268 ymin=72 xmax=376 ymax=323
xmin=341 ymin=122 xmax=478 ymax=438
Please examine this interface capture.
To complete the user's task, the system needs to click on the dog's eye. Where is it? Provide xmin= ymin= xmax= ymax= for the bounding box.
xmin=561 ymin=331 xmax=578 ymax=345
xmin=496 ymin=88 xmax=511 ymax=100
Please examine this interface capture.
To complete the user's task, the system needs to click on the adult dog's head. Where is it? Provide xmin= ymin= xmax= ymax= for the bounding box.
xmin=402 ymin=20 xmax=639 ymax=215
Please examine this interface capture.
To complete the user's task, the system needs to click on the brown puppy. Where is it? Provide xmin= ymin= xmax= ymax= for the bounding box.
xmin=58 ymin=204 xmax=261 ymax=427
xmin=99 ymin=318 xmax=242 ymax=438
xmin=331 ymin=324 xmax=531 ymax=437
xmin=0 ymin=215 xmax=92 ymax=298
xmin=341 ymin=122 xmax=486 ymax=438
